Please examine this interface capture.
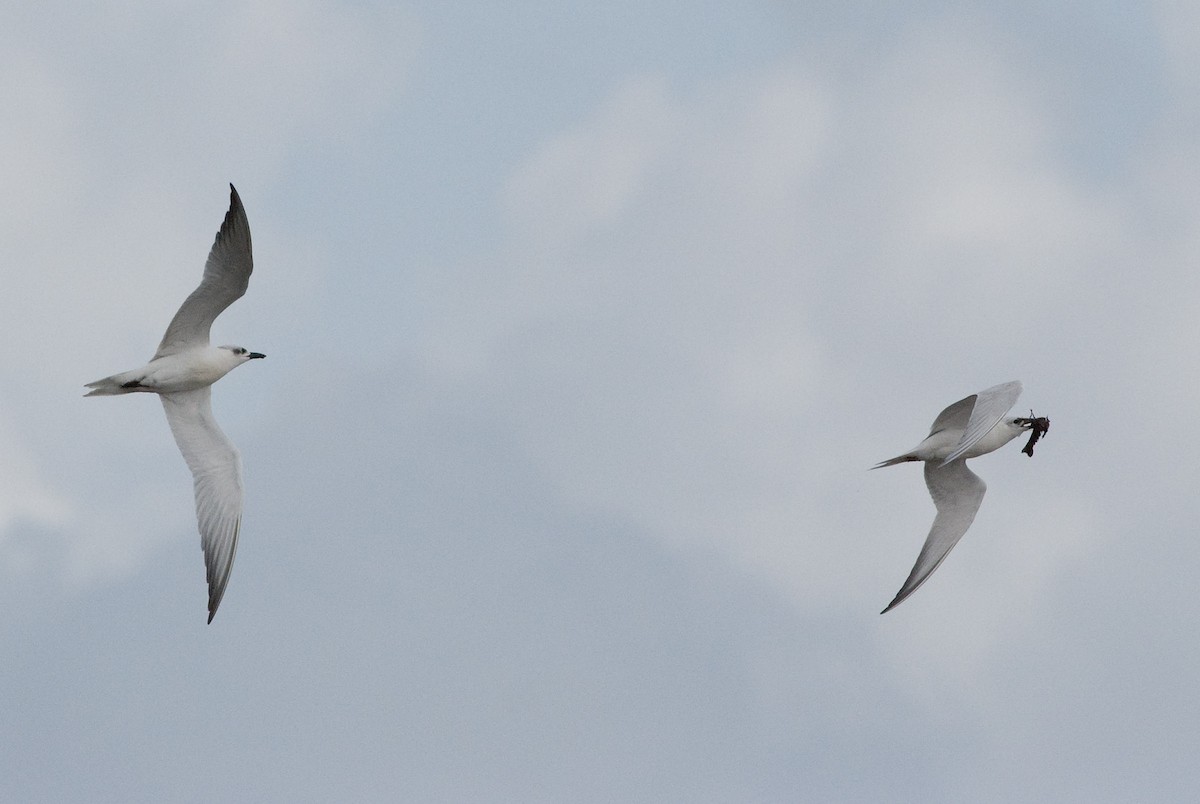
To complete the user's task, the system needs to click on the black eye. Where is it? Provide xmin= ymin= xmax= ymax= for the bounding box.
xmin=238 ymin=348 xmax=246 ymax=355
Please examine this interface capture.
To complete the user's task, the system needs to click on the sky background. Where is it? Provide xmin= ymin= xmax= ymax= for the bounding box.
xmin=1 ymin=2 xmax=1196 ymax=801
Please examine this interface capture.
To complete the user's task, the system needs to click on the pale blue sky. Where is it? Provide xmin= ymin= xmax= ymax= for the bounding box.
xmin=2 ymin=2 xmax=1198 ymax=801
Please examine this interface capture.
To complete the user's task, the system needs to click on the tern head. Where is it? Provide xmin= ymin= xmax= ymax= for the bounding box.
xmin=995 ymin=417 xmax=1036 ymax=444
xmin=220 ymin=345 xmax=266 ymax=362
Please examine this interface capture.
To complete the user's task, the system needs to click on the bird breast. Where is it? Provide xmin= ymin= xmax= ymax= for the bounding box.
xmin=142 ymin=348 xmax=242 ymax=393
xmin=959 ymin=420 xmax=1026 ymax=458
xmin=912 ymin=420 xmax=1025 ymax=462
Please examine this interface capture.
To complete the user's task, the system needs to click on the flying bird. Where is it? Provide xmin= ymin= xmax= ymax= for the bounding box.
xmin=86 ymin=185 xmax=264 ymax=623
xmin=872 ymin=380 xmax=1039 ymax=614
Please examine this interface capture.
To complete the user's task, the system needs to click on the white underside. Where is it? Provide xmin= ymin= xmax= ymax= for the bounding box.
xmin=909 ymin=420 xmax=1026 ymax=463
xmin=96 ymin=346 xmax=245 ymax=394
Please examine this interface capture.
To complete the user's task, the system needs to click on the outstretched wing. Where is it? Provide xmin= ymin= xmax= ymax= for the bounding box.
xmin=154 ymin=185 xmax=253 ymax=358
xmin=881 ymin=459 xmax=986 ymax=613
xmin=160 ymin=387 xmax=244 ymax=623
xmin=940 ymin=380 xmax=1022 ymax=465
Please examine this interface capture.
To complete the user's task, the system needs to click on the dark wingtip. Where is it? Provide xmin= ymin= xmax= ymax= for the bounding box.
xmin=880 ymin=587 xmax=911 ymax=614
xmin=214 ymin=183 xmax=250 ymax=255
xmin=207 ymin=585 xmax=220 ymax=624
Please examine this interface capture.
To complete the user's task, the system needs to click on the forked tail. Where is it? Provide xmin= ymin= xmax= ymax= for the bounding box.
xmin=84 ymin=370 xmax=145 ymax=396
xmin=870 ymin=454 xmax=917 ymax=470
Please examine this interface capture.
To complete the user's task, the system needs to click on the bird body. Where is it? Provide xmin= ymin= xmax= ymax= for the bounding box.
xmin=85 ymin=345 xmax=262 ymax=396
xmin=875 ymin=415 xmax=1028 ymax=467
xmin=873 ymin=381 xmax=1033 ymax=613
xmin=86 ymin=185 xmax=262 ymax=623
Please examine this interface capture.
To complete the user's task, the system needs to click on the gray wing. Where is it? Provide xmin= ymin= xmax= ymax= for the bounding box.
xmin=928 ymin=393 xmax=977 ymax=435
xmin=154 ymin=185 xmax=253 ymax=358
xmin=160 ymin=387 xmax=244 ymax=623
xmin=940 ymin=380 xmax=1022 ymax=465
xmin=881 ymin=459 xmax=986 ymax=613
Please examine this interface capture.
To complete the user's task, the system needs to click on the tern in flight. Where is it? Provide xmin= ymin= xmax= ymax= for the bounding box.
xmin=87 ymin=185 xmax=264 ymax=623
xmin=872 ymin=380 xmax=1046 ymax=613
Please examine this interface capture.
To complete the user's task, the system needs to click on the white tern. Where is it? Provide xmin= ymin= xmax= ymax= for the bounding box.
xmin=872 ymin=380 xmax=1037 ymax=614
xmin=86 ymin=185 xmax=263 ymax=623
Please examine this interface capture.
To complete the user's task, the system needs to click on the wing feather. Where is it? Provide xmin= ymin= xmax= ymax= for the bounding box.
xmin=940 ymin=380 xmax=1022 ymax=465
xmin=927 ymin=394 xmax=976 ymax=435
xmin=160 ymin=388 xmax=244 ymax=623
xmin=154 ymin=185 xmax=253 ymax=358
xmin=881 ymin=460 xmax=986 ymax=613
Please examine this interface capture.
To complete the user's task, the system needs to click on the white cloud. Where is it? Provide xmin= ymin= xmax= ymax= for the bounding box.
xmin=504 ymin=77 xmax=682 ymax=250
xmin=0 ymin=422 xmax=71 ymax=537
xmin=193 ymin=1 xmax=420 ymax=150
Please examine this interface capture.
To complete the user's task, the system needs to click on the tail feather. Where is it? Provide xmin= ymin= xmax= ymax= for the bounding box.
xmin=84 ymin=370 xmax=143 ymax=396
xmin=870 ymin=454 xmax=917 ymax=470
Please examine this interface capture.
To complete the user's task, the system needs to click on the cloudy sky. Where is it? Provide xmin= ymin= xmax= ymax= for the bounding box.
xmin=2 ymin=2 xmax=1197 ymax=801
